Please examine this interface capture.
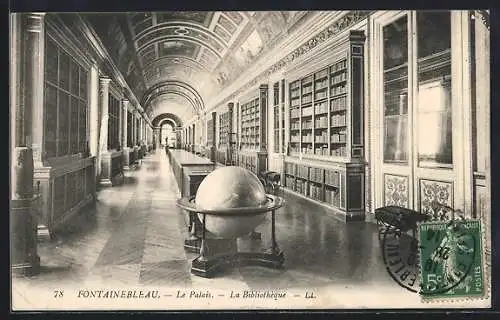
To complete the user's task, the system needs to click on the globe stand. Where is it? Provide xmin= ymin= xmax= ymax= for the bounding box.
xmin=184 ymin=212 xmax=202 ymax=253
xmin=177 ymin=195 xmax=285 ymax=278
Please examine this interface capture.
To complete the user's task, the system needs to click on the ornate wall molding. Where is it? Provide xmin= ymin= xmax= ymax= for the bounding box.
xmin=214 ymin=10 xmax=371 ymax=108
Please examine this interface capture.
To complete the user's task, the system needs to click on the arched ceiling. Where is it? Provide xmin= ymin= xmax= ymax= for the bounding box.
xmin=152 ymin=112 xmax=183 ymax=128
xmin=84 ymin=11 xmax=310 ymax=122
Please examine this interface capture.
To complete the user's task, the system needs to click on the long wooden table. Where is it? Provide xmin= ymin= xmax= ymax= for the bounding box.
xmin=168 ymin=149 xmax=215 ymax=197
xmin=168 ymin=150 xmax=215 ymax=252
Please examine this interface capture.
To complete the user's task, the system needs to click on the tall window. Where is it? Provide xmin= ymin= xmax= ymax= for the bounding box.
xmin=273 ymin=82 xmax=280 ymax=153
xmin=107 ymin=94 xmax=120 ymax=149
xmin=383 ymin=16 xmax=409 ymax=163
xmin=44 ymin=36 xmax=88 ymax=159
xmin=416 ymin=11 xmax=452 ymax=167
xmin=382 ymin=12 xmax=452 ymax=168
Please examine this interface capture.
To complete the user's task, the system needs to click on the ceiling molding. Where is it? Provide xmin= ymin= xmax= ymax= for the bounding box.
xmin=77 ymin=15 xmax=151 ymax=123
xmin=141 ymin=80 xmax=205 ymax=113
xmin=206 ymin=10 xmax=372 ymax=110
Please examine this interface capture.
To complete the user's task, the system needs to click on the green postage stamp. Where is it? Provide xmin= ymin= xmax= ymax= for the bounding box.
xmin=418 ymin=219 xmax=485 ymax=300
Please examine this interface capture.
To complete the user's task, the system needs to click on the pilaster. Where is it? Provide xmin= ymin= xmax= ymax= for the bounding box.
xmin=98 ymin=76 xmax=112 ymax=186
xmin=24 ymin=13 xmax=46 ymax=166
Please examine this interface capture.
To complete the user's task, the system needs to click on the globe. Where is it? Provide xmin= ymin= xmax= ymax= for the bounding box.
xmin=195 ymin=166 xmax=268 ymax=238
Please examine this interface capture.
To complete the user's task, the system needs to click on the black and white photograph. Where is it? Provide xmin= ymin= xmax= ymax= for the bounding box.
xmin=10 ymin=10 xmax=492 ymax=310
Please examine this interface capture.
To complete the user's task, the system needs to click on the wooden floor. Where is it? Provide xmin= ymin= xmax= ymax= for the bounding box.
xmin=13 ymin=150 xmax=411 ymax=296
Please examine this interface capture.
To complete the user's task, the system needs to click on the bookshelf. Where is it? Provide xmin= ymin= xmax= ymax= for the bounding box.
xmin=240 ymin=97 xmax=260 ymax=150
xmin=284 ymin=30 xmax=366 ymax=221
xmin=206 ymin=118 xmax=214 ymax=147
xmin=236 ymin=84 xmax=269 ymax=175
xmin=218 ymin=111 xmax=230 ymax=148
xmin=288 ymin=58 xmax=350 ymax=158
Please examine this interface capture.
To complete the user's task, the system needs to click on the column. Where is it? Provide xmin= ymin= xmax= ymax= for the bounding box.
xmin=132 ymin=111 xmax=139 ymax=164
xmin=210 ymin=111 xmax=217 ymax=162
xmin=131 ymin=111 xmax=136 ymax=146
xmin=227 ymin=102 xmax=234 ymax=163
xmin=11 ymin=13 xmax=43 ymax=276
xmin=89 ymin=65 xmax=99 ymax=158
xmin=24 ymin=13 xmax=46 ymax=166
xmin=121 ymin=99 xmax=130 ymax=169
xmin=153 ymin=127 xmax=160 ymax=150
xmin=98 ymin=77 xmax=112 ymax=186
xmin=257 ymin=84 xmax=269 ymax=174
xmin=192 ymin=123 xmax=196 ymax=153
xmin=259 ymin=84 xmax=268 ymax=152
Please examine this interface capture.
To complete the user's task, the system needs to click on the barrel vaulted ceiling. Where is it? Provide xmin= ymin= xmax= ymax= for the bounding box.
xmin=84 ymin=11 xmax=310 ymax=122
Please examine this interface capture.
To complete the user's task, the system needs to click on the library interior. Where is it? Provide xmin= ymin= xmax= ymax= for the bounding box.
xmin=10 ymin=11 xmax=491 ymax=292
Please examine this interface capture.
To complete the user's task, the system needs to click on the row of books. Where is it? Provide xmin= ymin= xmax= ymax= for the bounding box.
xmin=302 ymin=75 xmax=313 ymax=84
xmin=301 ymin=135 xmax=313 ymax=143
xmin=331 ymin=60 xmax=347 ymax=73
xmin=331 ymin=96 xmax=348 ymax=111
xmin=325 ymin=170 xmax=340 ymax=186
xmin=331 ymin=84 xmax=347 ymax=96
xmin=285 ymin=162 xmax=296 ymax=175
xmin=302 ymin=106 xmax=313 ymax=116
xmin=302 ymin=120 xmax=313 ymax=129
xmin=315 ymin=68 xmax=328 ymax=79
xmin=310 ymin=167 xmax=324 ymax=183
xmin=314 ymin=101 xmax=329 ymax=114
xmin=309 ymin=184 xmax=323 ymax=201
xmin=241 ymin=106 xmax=259 ymax=114
xmin=325 ymin=189 xmax=341 ymax=208
xmin=297 ymin=165 xmax=309 ymax=179
xmin=315 ymin=135 xmax=328 ymax=143
xmin=290 ymin=81 xmax=300 ymax=90
xmin=289 ymin=146 xmax=300 ymax=154
xmin=331 ymin=114 xmax=347 ymax=126
xmin=302 ymin=146 xmax=314 ymax=154
xmin=291 ymin=95 xmax=349 ymax=113
xmin=331 ymin=133 xmax=347 ymax=143
xmin=242 ymin=110 xmax=259 ymax=116
xmin=314 ymin=147 xmax=330 ymax=155
xmin=302 ymin=95 xmax=313 ymax=104
xmin=290 ymin=90 xmax=301 ymax=99
xmin=285 ymin=176 xmax=296 ymax=189
xmin=315 ymin=78 xmax=329 ymax=90
xmin=315 ymin=90 xmax=328 ymax=100
xmin=295 ymin=180 xmax=309 ymax=196
xmin=302 ymin=85 xmax=313 ymax=95
xmin=315 ymin=116 xmax=328 ymax=127
xmin=331 ymin=146 xmax=347 ymax=157
xmin=331 ymin=72 xmax=347 ymax=85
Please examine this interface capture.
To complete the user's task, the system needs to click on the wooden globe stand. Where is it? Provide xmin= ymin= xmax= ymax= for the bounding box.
xmin=177 ymin=195 xmax=285 ymax=278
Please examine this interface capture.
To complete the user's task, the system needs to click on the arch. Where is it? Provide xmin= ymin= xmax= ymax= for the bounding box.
xmin=142 ymin=80 xmax=205 ymax=114
xmin=159 ymin=118 xmax=177 ymax=128
xmin=152 ymin=112 xmax=183 ymax=128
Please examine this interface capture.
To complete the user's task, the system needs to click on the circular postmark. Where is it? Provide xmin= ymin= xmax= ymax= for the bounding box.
xmin=381 ymin=227 xmax=420 ymax=293
xmin=419 ymin=220 xmax=477 ymax=296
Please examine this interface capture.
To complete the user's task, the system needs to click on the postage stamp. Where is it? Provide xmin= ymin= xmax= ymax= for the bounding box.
xmin=418 ymin=220 xmax=486 ymax=300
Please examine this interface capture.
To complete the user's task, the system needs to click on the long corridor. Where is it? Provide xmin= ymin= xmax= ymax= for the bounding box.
xmin=12 ymin=150 xmax=425 ymax=309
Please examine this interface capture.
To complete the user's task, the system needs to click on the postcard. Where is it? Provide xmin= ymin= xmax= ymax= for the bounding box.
xmin=10 ymin=10 xmax=491 ymax=310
